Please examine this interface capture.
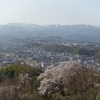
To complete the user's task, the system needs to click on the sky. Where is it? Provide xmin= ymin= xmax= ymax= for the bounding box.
xmin=0 ymin=0 xmax=100 ymax=26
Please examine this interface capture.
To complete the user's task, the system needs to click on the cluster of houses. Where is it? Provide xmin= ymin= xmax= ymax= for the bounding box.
xmin=0 ymin=40 xmax=100 ymax=69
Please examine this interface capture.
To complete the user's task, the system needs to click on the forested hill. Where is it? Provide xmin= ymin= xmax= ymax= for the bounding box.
xmin=42 ymin=44 xmax=100 ymax=59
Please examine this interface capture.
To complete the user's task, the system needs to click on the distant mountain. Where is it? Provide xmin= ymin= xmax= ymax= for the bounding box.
xmin=0 ymin=23 xmax=100 ymax=42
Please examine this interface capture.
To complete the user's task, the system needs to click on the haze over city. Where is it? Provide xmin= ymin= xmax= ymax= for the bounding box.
xmin=0 ymin=0 xmax=100 ymax=26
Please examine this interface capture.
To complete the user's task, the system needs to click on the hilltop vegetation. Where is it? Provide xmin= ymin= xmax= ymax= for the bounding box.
xmin=0 ymin=62 xmax=100 ymax=100
xmin=0 ymin=64 xmax=45 ymax=100
xmin=42 ymin=44 xmax=100 ymax=59
xmin=38 ymin=61 xmax=100 ymax=100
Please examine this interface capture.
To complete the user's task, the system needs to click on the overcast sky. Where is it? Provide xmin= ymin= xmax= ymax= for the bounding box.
xmin=0 ymin=0 xmax=100 ymax=26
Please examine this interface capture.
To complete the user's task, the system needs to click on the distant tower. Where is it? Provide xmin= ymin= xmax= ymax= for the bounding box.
xmin=69 ymin=57 xmax=73 ymax=61
xmin=78 ymin=59 xmax=81 ymax=63
xmin=41 ymin=62 xmax=44 ymax=68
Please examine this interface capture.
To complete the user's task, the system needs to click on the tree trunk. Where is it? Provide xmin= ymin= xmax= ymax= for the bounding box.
xmin=59 ymin=88 xmax=66 ymax=97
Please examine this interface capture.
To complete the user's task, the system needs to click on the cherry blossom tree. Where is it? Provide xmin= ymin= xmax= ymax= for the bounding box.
xmin=38 ymin=61 xmax=84 ymax=96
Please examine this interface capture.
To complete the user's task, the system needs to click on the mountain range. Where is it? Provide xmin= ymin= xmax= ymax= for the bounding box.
xmin=0 ymin=23 xmax=100 ymax=42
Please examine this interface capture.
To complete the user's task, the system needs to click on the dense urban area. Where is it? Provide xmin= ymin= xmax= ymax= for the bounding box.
xmin=0 ymin=35 xmax=100 ymax=69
